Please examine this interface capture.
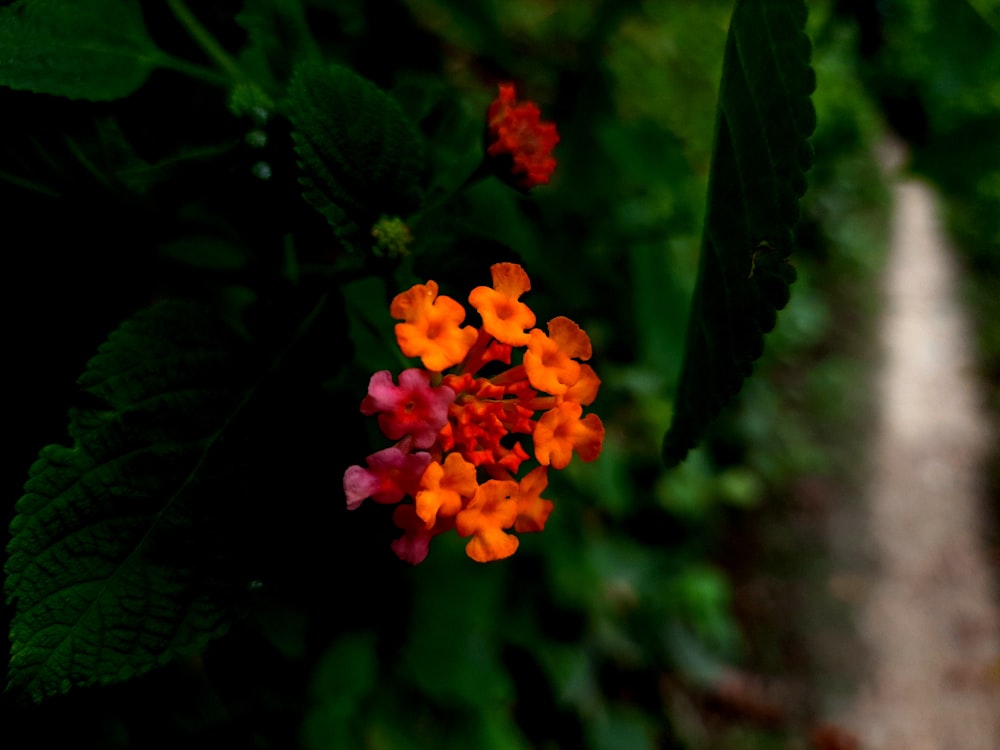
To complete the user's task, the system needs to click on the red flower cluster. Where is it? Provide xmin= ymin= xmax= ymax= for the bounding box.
xmin=485 ymin=83 xmax=559 ymax=190
xmin=344 ymin=263 xmax=604 ymax=563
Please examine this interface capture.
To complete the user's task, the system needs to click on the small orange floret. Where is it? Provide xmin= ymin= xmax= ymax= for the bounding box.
xmin=514 ymin=466 xmax=553 ymax=532
xmin=547 ymin=316 xmax=592 ymax=360
xmin=533 ymin=402 xmax=605 ymax=469
xmin=455 ymin=479 xmax=520 ymax=562
xmin=469 ymin=263 xmax=536 ymax=346
xmin=564 ymin=363 xmax=601 ymax=406
xmin=391 ymin=280 xmax=478 ymax=371
xmin=524 ymin=330 xmax=577 ymax=394
xmin=491 ymin=262 xmax=532 ymax=298
xmin=523 ymin=317 xmax=593 ymax=395
xmin=415 ymin=453 xmax=479 ymax=528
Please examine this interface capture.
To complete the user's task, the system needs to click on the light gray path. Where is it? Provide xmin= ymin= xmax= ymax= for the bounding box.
xmin=848 ymin=153 xmax=1000 ymax=749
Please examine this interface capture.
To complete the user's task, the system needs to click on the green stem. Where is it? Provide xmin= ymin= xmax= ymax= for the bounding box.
xmin=166 ymin=0 xmax=247 ymax=85
xmin=418 ymin=158 xmax=492 ymax=217
xmin=151 ymin=51 xmax=231 ymax=88
xmin=0 ymin=169 xmax=59 ymax=197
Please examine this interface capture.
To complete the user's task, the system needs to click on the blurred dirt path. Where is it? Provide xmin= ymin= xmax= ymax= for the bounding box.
xmin=847 ymin=144 xmax=1000 ymax=749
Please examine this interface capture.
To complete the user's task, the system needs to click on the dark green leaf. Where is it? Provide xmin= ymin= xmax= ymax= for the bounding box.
xmin=4 ymin=301 xmax=251 ymax=701
xmin=0 ymin=0 xmax=162 ymax=100
xmin=286 ymin=62 xmax=426 ymax=245
xmin=401 ymin=554 xmax=513 ymax=709
xmin=158 ymin=236 xmax=249 ymax=271
xmin=663 ymin=0 xmax=815 ymax=466
xmin=235 ymin=0 xmax=320 ymax=101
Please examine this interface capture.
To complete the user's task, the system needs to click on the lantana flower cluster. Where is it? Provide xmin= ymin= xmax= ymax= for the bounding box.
xmin=484 ymin=83 xmax=559 ymax=190
xmin=344 ymin=263 xmax=604 ymax=564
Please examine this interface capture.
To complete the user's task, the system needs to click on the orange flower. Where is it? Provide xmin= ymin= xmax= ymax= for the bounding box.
xmin=348 ymin=263 xmax=605 ymax=564
xmin=533 ymin=402 xmax=605 ymax=469
xmin=455 ymin=479 xmax=520 ymax=562
xmin=565 ymin=364 xmax=601 ymax=406
xmin=391 ymin=281 xmax=478 ymax=371
xmin=414 ymin=453 xmax=478 ymax=528
xmin=514 ymin=466 xmax=553 ymax=532
xmin=469 ymin=262 xmax=536 ymax=346
xmin=524 ymin=316 xmax=592 ymax=395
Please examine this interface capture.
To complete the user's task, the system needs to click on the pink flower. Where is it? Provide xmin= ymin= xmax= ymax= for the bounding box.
xmin=361 ymin=369 xmax=455 ymax=448
xmin=343 ymin=445 xmax=432 ymax=510
xmin=390 ymin=505 xmax=435 ymax=565
xmin=389 ymin=505 xmax=455 ymax=565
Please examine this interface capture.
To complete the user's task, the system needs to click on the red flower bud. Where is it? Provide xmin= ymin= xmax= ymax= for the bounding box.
xmin=485 ymin=83 xmax=559 ymax=190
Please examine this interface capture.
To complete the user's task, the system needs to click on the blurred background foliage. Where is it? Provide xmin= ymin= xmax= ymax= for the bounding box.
xmin=855 ymin=0 xmax=1000 ymax=407
xmin=3 ymin=0 xmax=997 ymax=748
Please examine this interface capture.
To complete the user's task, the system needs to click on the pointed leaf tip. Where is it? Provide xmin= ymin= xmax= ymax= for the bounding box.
xmin=663 ymin=0 xmax=816 ymax=467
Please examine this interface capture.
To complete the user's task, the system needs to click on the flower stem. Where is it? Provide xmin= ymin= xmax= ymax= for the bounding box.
xmin=490 ymin=364 xmax=527 ymax=386
xmin=166 ymin=0 xmax=247 ymax=85
xmin=459 ymin=328 xmax=493 ymax=376
xmin=418 ymin=158 xmax=492 ymax=217
xmin=148 ymin=50 xmax=231 ymax=88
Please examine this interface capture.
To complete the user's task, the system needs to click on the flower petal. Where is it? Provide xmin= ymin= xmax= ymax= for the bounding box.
xmin=415 ymin=453 xmax=479 ymax=527
xmin=514 ymin=466 xmax=553 ymax=533
xmin=455 ymin=479 xmax=520 ymax=561
xmin=343 ymin=446 xmax=433 ymax=509
xmin=361 ymin=368 xmax=454 ymax=448
xmin=469 ymin=263 xmax=536 ymax=346
xmin=533 ymin=402 xmax=605 ymax=469
xmin=391 ymin=281 xmax=478 ymax=371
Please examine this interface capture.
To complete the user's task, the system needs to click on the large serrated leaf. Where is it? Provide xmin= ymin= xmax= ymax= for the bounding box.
xmin=286 ymin=62 xmax=426 ymax=242
xmin=0 ymin=0 xmax=162 ymax=100
xmin=4 ymin=301 xmax=252 ymax=701
xmin=662 ymin=0 xmax=815 ymax=467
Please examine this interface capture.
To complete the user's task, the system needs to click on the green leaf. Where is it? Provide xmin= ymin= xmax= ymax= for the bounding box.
xmin=235 ymin=0 xmax=320 ymax=101
xmin=967 ymin=0 xmax=1000 ymax=34
xmin=0 ymin=0 xmax=162 ymax=100
xmin=286 ymin=61 xmax=426 ymax=245
xmin=401 ymin=554 xmax=513 ymax=709
xmin=662 ymin=0 xmax=815 ymax=466
xmin=4 ymin=301 xmax=252 ymax=701
xmin=158 ymin=236 xmax=249 ymax=271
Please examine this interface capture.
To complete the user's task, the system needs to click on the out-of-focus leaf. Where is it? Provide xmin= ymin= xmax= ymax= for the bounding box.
xmin=0 ymin=0 xmax=161 ymax=100
xmin=342 ymin=276 xmax=409 ymax=376
xmin=4 ymin=301 xmax=251 ymax=701
xmin=663 ymin=0 xmax=816 ymax=466
xmin=588 ymin=708 xmax=657 ymax=750
xmin=391 ymin=74 xmax=482 ymax=206
xmin=967 ymin=0 xmax=1000 ymax=33
xmin=404 ymin=0 xmax=501 ymax=61
xmin=236 ymin=0 xmax=320 ymax=99
xmin=400 ymin=553 xmax=513 ymax=708
xmin=310 ymin=632 xmax=378 ymax=703
xmin=158 ymin=236 xmax=249 ymax=271
xmin=301 ymin=632 xmax=378 ymax=749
